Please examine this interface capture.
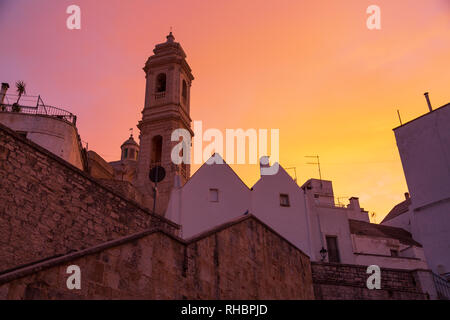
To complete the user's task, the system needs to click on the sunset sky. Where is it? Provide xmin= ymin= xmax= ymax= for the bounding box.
xmin=1 ymin=0 xmax=449 ymax=222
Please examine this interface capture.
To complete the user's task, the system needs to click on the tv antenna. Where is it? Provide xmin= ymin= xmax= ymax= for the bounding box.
xmin=305 ymin=155 xmax=322 ymax=187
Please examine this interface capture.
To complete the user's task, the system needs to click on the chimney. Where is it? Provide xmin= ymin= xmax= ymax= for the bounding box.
xmin=424 ymin=92 xmax=433 ymax=112
xmin=404 ymin=192 xmax=410 ymax=200
xmin=0 ymin=83 xmax=9 ymax=106
xmin=348 ymin=197 xmax=361 ymax=211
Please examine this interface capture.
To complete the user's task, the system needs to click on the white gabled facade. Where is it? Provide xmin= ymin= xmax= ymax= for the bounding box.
xmin=251 ymin=166 xmax=313 ymax=257
xmin=166 ymin=154 xmax=251 ymax=238
xmin=165 ymin=156 xmax=429 ymax=271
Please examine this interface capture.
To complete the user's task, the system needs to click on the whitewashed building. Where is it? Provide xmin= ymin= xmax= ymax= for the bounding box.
xmin=382 ymin=98 xmax=450 ymax=279
xmin=166 ymin=157 xmax=429 ymax=271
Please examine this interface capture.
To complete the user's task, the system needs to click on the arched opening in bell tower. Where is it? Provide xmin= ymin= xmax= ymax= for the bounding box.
xmin=156 ymin=73 xmax=167 ymax=93
xmin=151 ymin=135 xmax=163 ymax=165
xmin=182 ymin=79 xmax=187 ymax=101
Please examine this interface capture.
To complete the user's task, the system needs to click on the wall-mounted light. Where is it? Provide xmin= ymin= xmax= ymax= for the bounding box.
xmin=320 ymin=246 xmax=328 ymax=262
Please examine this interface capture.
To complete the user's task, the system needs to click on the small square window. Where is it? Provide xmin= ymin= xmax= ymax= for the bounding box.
xmin=209 ymin=189 xmax=219 ymax=202
xmin=280 ymin=194 xmax=290 ymax=207
xmin=390 ymin=249 xmax=399 ymax=257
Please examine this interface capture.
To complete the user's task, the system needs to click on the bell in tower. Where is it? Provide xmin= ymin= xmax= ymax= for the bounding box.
xmin=135 ymin=32 xmax=194 ymax=215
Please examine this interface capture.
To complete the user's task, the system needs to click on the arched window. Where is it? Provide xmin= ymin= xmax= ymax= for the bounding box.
xmin=156 ymin=73 xmax=166 ymax=92
xmin=151 ymin=135 xmax=163 ymax=164
xmin=182 ymin=79 xmax=187 ymax=100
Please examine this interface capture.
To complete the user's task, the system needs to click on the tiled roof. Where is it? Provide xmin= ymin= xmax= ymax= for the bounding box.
xmin=381 ymin=198 xmax=411 ymax=223
xmin=349 ymin=219 xmax=421 ymax=247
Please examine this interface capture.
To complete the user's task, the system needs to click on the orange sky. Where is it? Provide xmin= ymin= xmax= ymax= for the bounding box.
xmin=1 ymin=0 xmax=449 ymax=222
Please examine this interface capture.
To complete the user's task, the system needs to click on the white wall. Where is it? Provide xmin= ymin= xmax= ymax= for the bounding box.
xmin=167 ymin=157 xmax=252 ymax=238
xmin=394 ymin=104 xmax=450 ymax=208
xmin=412 ymin=201 xmax=450 ymax=276
xmin=251 ymin=166 xmax=312 ymax=256
xmin=382 ymin=210 xmax=412 ymax=232
xmin=0 ymin=113 xmax=84 ymax=169
xmin=394 ymin=103 xmax=450 ymax=275
xmin=166 ymin=166 xmax=430 ymax=271
xmin=315 ymin=206 xmax=357 ymax=264
xmin=354 ymin=254 xmax=428 ymax=270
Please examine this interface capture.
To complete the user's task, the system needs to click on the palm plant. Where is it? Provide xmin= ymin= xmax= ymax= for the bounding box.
xmin=13 ymin=81 xmax=26 ymax=112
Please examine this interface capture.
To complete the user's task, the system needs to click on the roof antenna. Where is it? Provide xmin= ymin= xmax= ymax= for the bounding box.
xmin=305 ymin=155 xmax=323 ymax=188
xmin=424 ymin=92 xmax=433 ymax=112
xmin=397 ymin=109 xmax=403 ymax=126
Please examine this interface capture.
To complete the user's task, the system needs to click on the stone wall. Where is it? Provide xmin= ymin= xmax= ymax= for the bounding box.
xmin=0 ymin=123 xmax=179 ymax=272
xmin=96 ymin=179 xmax=143 ymax=205
xmin=0 ymin=216 xmax=314 ymax=300
xmin=311 ymin=262 xmax=429 ymax=299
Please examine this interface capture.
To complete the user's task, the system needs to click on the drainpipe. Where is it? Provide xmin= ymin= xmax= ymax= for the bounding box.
xmin=302 ymin=186 xmax=314 ymax=259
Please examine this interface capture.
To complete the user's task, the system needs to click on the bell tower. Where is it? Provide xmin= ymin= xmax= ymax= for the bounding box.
xmin=135 ymin=32 xmax=194 ymax=215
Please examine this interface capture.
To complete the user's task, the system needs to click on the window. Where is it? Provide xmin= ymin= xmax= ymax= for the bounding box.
xmin=209 ymin=189 xmax=219 ymax=202
xmin=326 ymin=236 xmax=340 ymax=263
xmin=129 ymin=148 xmax=135 ymax=160
xmin=151 ymin=135 xmax=163 ymax=164
xmin=280 ymin=194 xmax=290 ymax=207
xmin=390 ymin=249 xmax=399 ymax=257
xmin=182 ymin=79 xmax=187 ymax=100
xmin=156 ymin=73 xmax=166 ymax=92
xmin=123 ymin=148 xmax=128 ymax=159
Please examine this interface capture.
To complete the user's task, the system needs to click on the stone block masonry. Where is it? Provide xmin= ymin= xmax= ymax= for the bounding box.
xmin=0 ymin=216 xmax=314 ymax=300
xmin=0 ymin=123 xmax=179 ymax=272
xmin=0 ymin=122 xmax=433 ymax=300
xmin=312 ymin=262 xmax=429 ymax=299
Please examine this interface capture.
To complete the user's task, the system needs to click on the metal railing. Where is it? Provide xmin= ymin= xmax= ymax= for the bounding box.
xmin=0 ymin=93 xmax=76 ymax=125
xmin=433 ymin=272 xmax=450 ymax=300
xmin=154 ymin=92 xmax=165 ymax=100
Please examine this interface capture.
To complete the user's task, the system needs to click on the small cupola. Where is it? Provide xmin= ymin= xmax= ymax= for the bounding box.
xmin=120 ymin=133 xmax=140 ymax=161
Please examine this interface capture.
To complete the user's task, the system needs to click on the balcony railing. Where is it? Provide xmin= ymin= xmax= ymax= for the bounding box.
xmin=154 ymin=92 xmax=165 ymax=100
xmin=0 ymin=94 xmax=77 ymax=125
xmin=433 ymin=272 xmax=450 ymax=300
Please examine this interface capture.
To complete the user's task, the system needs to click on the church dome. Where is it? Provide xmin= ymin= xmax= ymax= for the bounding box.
xmin=121 ymin=134 xmax=139 ymax=148
xmin=120 ymin=133 xmax=139 ymax=161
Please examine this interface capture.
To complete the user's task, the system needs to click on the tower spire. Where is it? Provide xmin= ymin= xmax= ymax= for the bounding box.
xmin=166 ymin=28 xmax=175 ymax=43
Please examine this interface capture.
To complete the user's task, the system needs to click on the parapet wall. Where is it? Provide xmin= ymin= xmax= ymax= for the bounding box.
xmin=312 ymin=262 xmax=429 ymax=300
xmin=0 ymin=217 xmax=314 ymax=300
xmin=0 ymin=123 xmax=179 ymax=272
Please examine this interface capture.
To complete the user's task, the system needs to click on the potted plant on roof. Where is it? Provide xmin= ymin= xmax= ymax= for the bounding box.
xmin=12 ymin=80 xmax=26 ymax=112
